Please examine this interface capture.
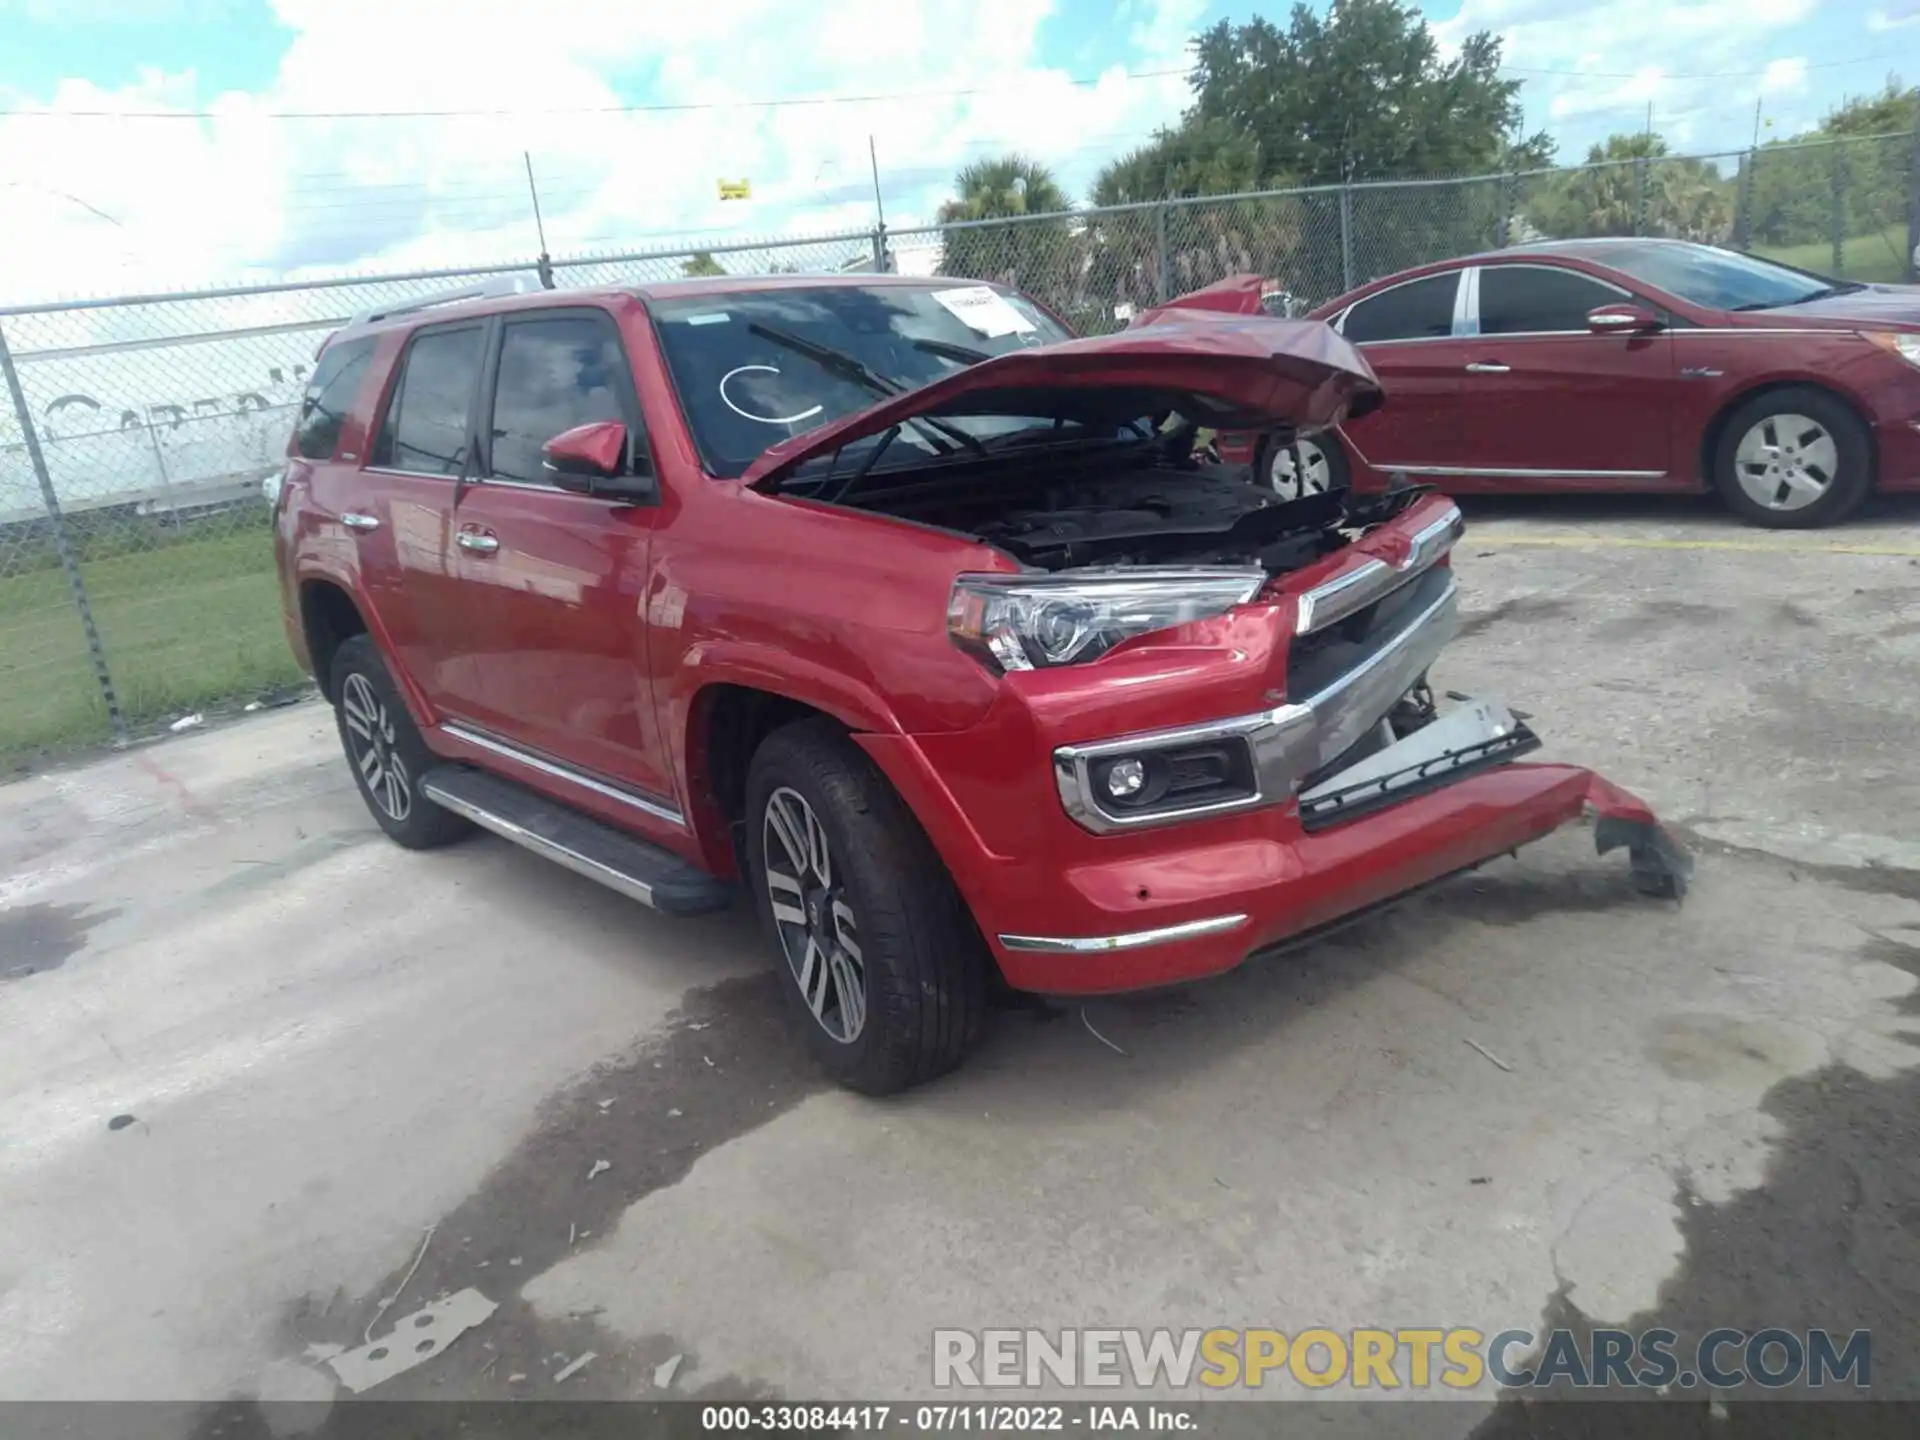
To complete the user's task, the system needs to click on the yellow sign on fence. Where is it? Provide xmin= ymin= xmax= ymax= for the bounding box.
xmin=717 ymin=179 xmax=752 ymax=201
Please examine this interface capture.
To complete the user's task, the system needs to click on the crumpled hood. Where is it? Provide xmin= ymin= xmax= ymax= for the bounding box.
xmin=742 ymin=310 xmax=1383 ymax=491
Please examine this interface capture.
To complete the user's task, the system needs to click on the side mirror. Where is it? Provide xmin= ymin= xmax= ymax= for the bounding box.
xmin=541 ymin=420 xmax=656 ymax=501
xmin=1587 ymin=303 xmax=1662 ymax=336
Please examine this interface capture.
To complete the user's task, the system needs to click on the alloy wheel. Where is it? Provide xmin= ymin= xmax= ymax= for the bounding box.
xmin=762 ymin=786 xmax=866 ymax=1043
xmin=1268 ymin=437 xmax=1332 ymax=500
xmin=341 ymin=671 xmax=412 ymax=822
xmin=1733 ymin=413 xmax=1838 ymax=512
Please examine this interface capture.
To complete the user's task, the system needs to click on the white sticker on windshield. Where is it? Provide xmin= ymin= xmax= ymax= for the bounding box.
xmin=684 ymin=312 xmax=731 ymax=326
xmin=931 ymin=285 xmax=1036 ymax=338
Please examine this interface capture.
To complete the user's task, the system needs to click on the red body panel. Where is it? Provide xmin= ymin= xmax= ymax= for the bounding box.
xmin=277 ymin=277 xmax=1683 ymax=996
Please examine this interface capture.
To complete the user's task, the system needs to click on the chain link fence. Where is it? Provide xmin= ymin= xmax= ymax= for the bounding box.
xmin=3 ymin=130 xmax=1915 ymax=765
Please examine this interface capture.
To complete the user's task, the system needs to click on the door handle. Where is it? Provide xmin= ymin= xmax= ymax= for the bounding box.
xmin=340 ymin=511 xmax=380 ymax=531
xmin=456 ymin=530 xmax=500 ymax=555
xmin=1465 ymin=362 xmax=1510 ymax=374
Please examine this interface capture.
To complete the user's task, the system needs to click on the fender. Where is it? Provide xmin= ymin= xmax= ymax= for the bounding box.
xmin=292 ymin=558 xmax=437 ymax=732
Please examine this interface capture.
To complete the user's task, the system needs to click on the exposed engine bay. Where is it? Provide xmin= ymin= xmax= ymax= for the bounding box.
xmin=837 ymin=439 xmax=1424 ymax=576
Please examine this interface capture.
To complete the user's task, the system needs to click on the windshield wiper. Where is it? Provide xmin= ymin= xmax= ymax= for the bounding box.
xmin=910 ymin=337 xmax=993 ymax=366
xmin=1732 ymin=281 xmax=1866 ymax=311
xmin=745 ymin=322 xmax=986 ymax=459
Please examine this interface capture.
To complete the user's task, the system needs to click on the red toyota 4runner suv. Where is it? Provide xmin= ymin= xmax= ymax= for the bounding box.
xmin=274 ymin=273 xmax=1688 ymax=1093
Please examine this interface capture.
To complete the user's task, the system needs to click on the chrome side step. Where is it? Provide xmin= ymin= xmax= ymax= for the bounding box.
xmin=419 ymin=766 xmax=734 ymax=916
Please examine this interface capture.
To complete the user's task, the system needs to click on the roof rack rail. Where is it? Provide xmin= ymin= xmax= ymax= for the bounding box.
xmin=348 ymin=274 xmax=545 ymax=328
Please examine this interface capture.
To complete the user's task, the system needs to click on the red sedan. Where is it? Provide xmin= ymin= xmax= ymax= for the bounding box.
xmin=1208 ymin=240 xmax=1920 ymax=528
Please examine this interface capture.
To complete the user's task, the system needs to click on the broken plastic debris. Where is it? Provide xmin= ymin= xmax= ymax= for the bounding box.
xmin=687 ymin=1022 xmax=709 ymax=1031
xmin=244 ymin=701 xmax=263 ymax=712
xmin=597 ymin=1098 xmax=615 ymax=1111
xmin=323 ymin=1288 xmax=497 ymax=1394
xmin=587 ymin=1159 xmax=610 ymax=1181
xmin=667 ymin=1108 xmax=682 ymax=1118
xmin=508 ymin=1257 xmax=522 ymax=1267
xmin=169 ymin=713 xmax=205 ymax=733
xmin=303 ymin=1342 xmax=345 ymax=1363
xmin=508 ymin=1373 xmax=527 ymax=1384
xmin=554 ymin=1352 xmax=596 ymax=1383
xmin=654 ymin=1354 xmax=684 ymax=1389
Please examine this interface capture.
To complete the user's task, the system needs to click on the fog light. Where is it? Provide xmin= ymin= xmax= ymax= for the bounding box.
xmin=1106 ymin=758 xmax=1147 ymax=798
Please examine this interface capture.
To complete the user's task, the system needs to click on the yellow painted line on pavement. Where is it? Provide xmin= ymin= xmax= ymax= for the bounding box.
xmin=1471 ymin=533 xmax=1920 ymax=559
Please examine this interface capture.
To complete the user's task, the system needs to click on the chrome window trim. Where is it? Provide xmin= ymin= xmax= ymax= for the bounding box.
xmin=998 ymin=913 xmax=1250 ymax=955
xmin=442 ymin=721 xmax=686 ymax=828
xmin=1295 ymin=502 xmax=1463 ymax=636
xmin=1456 ymin=267 xmax=1479 ymax=337
xmin=364 ymin=466 xmax=558 ymax=494
xmin=1053 ymin=574 xmax=1459 ymax=834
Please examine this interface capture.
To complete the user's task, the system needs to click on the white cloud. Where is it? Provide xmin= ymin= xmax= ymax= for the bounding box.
xmin=1867 ymin=4 xmax=1920 ymax=30
xmin=1435 ymin=0 xmax=1822 ymax=158
xmin=0 ymin=0 xmax=1196 ymax=302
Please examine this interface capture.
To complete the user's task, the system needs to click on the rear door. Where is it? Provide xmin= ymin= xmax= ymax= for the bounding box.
xmin=442 ymin=306 xmax=675 ymax=805
xmin=363 ymin=321 xmax=489 ymax=716
xmin=1333 ymin=270 xmax=1471 ymax=479
xmin=1453 ymin=262 xmax=1675 ymax=482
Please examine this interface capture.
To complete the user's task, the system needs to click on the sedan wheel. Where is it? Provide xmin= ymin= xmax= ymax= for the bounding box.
xmin=1268 ymin=437 xmax=1333 ymax=500
xmin=762 ymin=785 xmax=866 ymax=1043
xmin=1732 ymin=412 xmax=1839 ymax=514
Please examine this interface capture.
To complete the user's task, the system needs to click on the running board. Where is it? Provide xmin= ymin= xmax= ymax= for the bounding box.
xmin=419 ymin=766 xmax=735 ymax=916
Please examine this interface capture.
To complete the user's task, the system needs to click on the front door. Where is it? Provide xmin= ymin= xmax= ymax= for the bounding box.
xmin=445 ymin=308 xmax=674 ymax=805
xmin=1449 ymin=263 xmax=1676 ymax=482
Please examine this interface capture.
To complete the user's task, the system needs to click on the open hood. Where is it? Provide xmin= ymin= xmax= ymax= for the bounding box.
xmin=742 ymin=310 xmax=1383 ymax=491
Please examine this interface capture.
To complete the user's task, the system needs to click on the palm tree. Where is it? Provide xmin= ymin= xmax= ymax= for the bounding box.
xmin=681 ymin=252 xmax=727 ymax=277
xmin=935 ymin=154 xmax=1078 ymax=309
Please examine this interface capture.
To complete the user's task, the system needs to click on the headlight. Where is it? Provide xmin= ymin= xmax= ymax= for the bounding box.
xmin=947 ymin=568 xmax=1266 ymax=672
xmin=1863 ymin=331 xmax=1920 ymax=367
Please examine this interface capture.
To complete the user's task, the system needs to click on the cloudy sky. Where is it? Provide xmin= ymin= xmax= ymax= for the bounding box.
xmin=0 ymin=0 xmax=1911 ymax=302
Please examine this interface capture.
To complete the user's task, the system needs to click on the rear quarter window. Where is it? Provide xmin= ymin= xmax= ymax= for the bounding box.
xmin=293 ymin=337 xmax=377 ymax=460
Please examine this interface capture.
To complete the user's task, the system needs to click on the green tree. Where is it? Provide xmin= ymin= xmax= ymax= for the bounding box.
xmin=1528 ymin=133 xmax=1733 ymax=243
xmin=1746 ymin=79 xmax=1916 ymax=271
xmin=935 ymin=154 xmax=1079 ymax=309
xmin=1186 ymin=0 xmax=1552 ymax=186
xmin=681 ymin=252 xmax=727 ymax=277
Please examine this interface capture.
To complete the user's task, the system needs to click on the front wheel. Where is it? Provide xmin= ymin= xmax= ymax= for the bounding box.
xmin=1712 ymin=388 xmax=1872 ymax=529
xmin=1253 ymin=430 xmax=1350 ymax=501
xmin=744 ymin=719 xmax=986 ymax=1094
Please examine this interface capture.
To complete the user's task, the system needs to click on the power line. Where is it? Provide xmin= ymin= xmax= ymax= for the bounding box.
xmin=1500 ymin=49 xmax=1905 ymax=81
xmin=0 ymin=66 xmax=1191 ymax=121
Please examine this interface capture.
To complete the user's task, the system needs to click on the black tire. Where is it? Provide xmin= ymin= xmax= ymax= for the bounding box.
xmin=1252 ymin=428 xmax=1351 ymax=501
xmin=329 ymin=634 xmax=472 ymax=850
xmin=744 ymin=718 xmax=986 ymax=1094
xmin=1711 ymin=387 xmax=1872 ymax=529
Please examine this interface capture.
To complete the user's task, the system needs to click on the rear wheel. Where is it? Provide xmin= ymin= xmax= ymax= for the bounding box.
xmin=744 ymin=719 xmax=985 ymax=1094
xmin=330 ymin=635 xmax=471 ymax=850
xmin=1712 ymin=388 xmax=1872 ymax=529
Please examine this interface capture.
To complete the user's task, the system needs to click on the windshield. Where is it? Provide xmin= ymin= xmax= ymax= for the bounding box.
xmin=648 ymin=283 xmax=1078 ymax=479
xmin=1596 ymin=242 xmax=1844 ymax=312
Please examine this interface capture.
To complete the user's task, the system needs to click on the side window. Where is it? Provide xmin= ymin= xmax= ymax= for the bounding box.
xmin=292 ymin=337 xmax=376 ymax=460
xmin=1340 ymin=274 xmax=1459 ymax=344
xmin=1479 ymin=267 xmax=1625 ymax=335
xmin=374 ymin=326 xmax=484 ymax=476
xmin=486 ymin=315 xmax=637 ymax=485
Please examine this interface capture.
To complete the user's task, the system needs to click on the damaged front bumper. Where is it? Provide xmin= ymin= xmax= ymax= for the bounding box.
xmin=964 ymin=694 xmax=1692 ymax=994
